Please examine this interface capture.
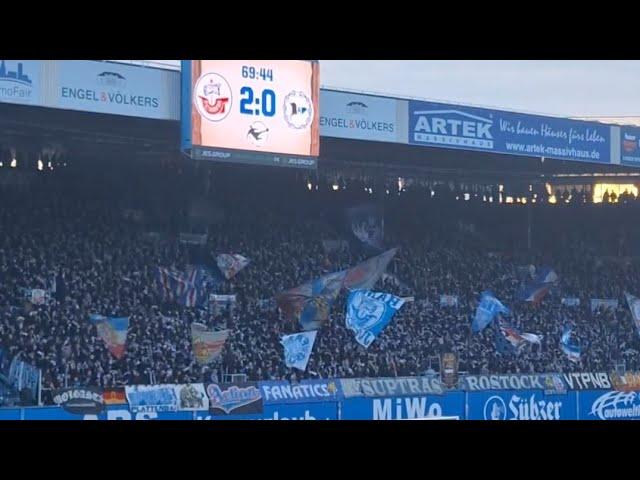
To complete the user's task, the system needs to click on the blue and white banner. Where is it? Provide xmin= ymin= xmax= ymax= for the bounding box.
xmin=472 ymin=291 xmax=510 ymax=333
xmin=561 ymin=297 xmax=580 ymax=307
xmin=346 ymin=290 xmax=405 ymax=347
xmin=440 ymin=295 xmax=459 ymax=307
xmin=409 ymin=100 xmax=611 ymax=164
xmin=259 ymin=379 xmax=343 ymax=404
xmin=467 ymin=390 xmax=577 ymax=420
xmin=0 ymin=60 xmax=42 ymax=106
xmin=341 ymin=392 xmax=464 ymax=420
xmin=319 ymin=90 xmax=404 ymax=143
xmin=281 ymin=330 xmax=317 ymax=371
xmin=590 ymin=298 xmax=619 ymax=312
xmin=125 ymin=385 xmax=179 ymax=413
xmin=560 ymin=326 xmax=582 ymax=363
xmin=579 ymin=390 xmax=640 ymax=420
xmin=8 ymin=358 xmax=40 ymax=402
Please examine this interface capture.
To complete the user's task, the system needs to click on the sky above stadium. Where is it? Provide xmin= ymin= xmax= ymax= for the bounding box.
xmin=134 ymin=60 xmax=639 ymax=119
xmin=319 ymin=60 xmax=640 ymax=119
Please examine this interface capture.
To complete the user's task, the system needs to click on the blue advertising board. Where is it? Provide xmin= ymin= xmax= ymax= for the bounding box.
xmin=578 ymin=390 xmax=640 ymax=420
xmin=21 ymin=405 xmax=193 ymax=420
xmin=194 ymin=402 xmax=338 ymax=420
xmin=467 ymin=390 xmax=577 ymax=420
xmin=259 ymin=379 xmax=343 ymax=404
xmin=0 ymin=408 xmax=21 ymax=420
xmin=620 ymin=127 xmax=640 ymax=166
xmin=409 ymin=100 xmax=611 ymax=165
xmin=341 ymin=392 xmax=464 ymax=420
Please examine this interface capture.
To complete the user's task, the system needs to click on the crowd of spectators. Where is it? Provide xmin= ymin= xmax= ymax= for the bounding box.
xmin=1 ymin=159 xmax=640 ymax=400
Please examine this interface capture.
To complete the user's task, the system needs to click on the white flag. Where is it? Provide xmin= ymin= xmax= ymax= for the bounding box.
xmin=625 ymin=292 xmax=640 ymax=336
xmin=281 ymin=330 xmax=317 ymax=371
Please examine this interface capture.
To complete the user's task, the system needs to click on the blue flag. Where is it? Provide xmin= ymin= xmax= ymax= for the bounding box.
xmin=518 ymin=266 xmax=558 ymax=304
xmin=560 ymin=326 xmax=581 ymax=363
xmin=472 ymin=291 xmax=510 ymax=333
xmin=281 ymin=330 xmax=317 ymax=371
xmin=345 ymin=290 xmax=406 ymax=348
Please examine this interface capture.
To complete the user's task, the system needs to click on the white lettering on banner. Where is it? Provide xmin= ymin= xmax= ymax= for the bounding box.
xmin=194 ymin=410 xmax=329 ymax=421
xmin=356 ymin=377 xmax=444 ymax=397
xmin=563 ymin=372 xmax=611 ymax=390
xmin=413 ymin=110 xmax=494 ymax=149
xmin=262 ymin=383 xmax=335 ymax=402
xmin=590 ymin=391 xmax=640 ymax=420
xmin=508 ymin=395 xmax=562 ymax=420
xmin=466 ymin=375 xmax=545 ymax=391
xmin=83 ymin=410 xmax=158 ymax=420
xmin=373 ymin=397 xmax=443 ymax=420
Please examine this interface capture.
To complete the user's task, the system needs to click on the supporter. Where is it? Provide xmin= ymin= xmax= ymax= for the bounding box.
xmin=1 ymin=159 xmax=640 ymax=404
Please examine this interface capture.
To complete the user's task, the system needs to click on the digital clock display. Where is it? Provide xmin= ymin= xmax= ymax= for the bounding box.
xmin=182 ymin=60 xmax=320 ymax=167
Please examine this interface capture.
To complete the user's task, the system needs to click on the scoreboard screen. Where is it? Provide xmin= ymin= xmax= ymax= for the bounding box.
xmin=181 ymin=60 xmax=320 ymax=169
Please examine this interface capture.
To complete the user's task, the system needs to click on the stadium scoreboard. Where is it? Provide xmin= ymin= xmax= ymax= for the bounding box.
xmin=181 ymin=60 xmax=320 ymax=169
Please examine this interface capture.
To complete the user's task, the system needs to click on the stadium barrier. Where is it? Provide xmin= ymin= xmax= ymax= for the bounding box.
xmin=2 ymin=372 xmax=640 ymax=420
xmin=1 ymin=389 xmax=639 ymax=420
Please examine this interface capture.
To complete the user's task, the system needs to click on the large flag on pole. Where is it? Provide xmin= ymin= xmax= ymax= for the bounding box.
xmin=346 ymin=204 xmax=385 ymax=251
xmin=560 ymin=326 xmax=581 ymax=363
xmin=156 ymin=266 xmax=208 ymax=307
xmin=625 ymin=292 xmax=640 ymax=336
xmin=472 ymin=291 xmax=510 ymax=333
xmin=518 ymin=266 xmax=558 ymax=305
xmin=95 ymin=317 xmax=129 ymax=359
xmin=191 ymin=323 xmax=230 ymax=365
xmin=345 ymin=290 xmax=405 ymax=348
xmin=343 ymin=248 xmax=398 ymax=291
xmin=281 ymin=330 xmax=317 ymax=371
xmin=216 ymin=254 xmax=250 ymax=280
xmin=276 ymin=271 xmax=347 ymax=331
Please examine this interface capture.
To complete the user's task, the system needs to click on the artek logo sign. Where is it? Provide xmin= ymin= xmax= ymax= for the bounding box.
xmin=483 ymin=394 xmax=562 ymax=420
xmin=412 ymin=109 xmax=494 ymax=149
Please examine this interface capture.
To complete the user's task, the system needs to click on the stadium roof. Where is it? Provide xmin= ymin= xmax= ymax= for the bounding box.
xmin=573 ymin=116 xmax=640 ymax=127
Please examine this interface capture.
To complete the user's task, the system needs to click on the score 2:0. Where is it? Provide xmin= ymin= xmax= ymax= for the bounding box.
xmin=239 ymin=86 xmax=276 ymax=117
